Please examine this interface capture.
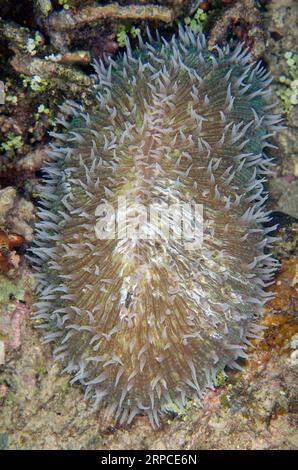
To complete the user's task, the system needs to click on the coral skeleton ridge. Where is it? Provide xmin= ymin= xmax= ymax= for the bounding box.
xmin=31 ymin=26 xmax=283 ymax=427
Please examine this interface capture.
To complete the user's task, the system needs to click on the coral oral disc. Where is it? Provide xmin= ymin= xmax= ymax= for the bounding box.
xmin=32 ymin=27 xmax=282 ymax=427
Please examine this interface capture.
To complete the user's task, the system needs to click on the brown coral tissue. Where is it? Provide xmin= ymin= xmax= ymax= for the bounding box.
xmin=30 ymin=26 xmax=284 ymax=428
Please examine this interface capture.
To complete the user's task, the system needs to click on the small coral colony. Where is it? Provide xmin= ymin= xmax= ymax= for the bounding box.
xmin=31 ymin=26 xmax=283 ymax=427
